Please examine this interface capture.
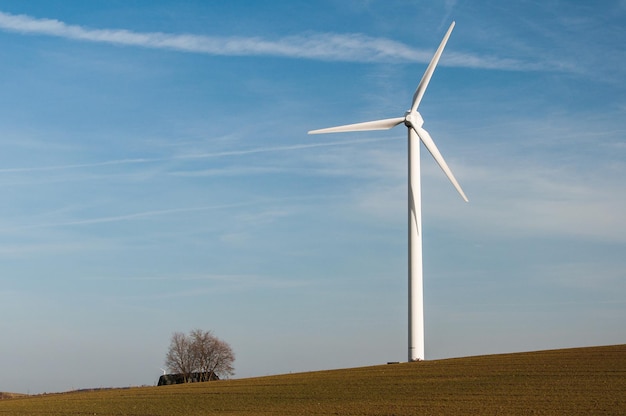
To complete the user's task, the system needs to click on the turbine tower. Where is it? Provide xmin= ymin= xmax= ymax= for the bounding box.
xmin=308 ymin=22 xmax=467 ymax=362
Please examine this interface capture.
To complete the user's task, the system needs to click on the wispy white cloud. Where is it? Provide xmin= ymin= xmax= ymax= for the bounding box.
xmin=0 ymin=193 xmax=337 ymax=234
xmin=118 ymin=275 xmax=309 ymax=301
xmin=420 ymin=159 xmax=626 ymax=244
xmin=439 ymin=0 xmax=458 ymax=31
xmin=0 ymin=10 xmax=545 ymax=70
xmin=0 ymin=241 xmax=104 ymax=257
xmin=534 ymin=261 xmax=626 ymax=291
xmin=0 ymin=137 xmax=393 ymax=175
xmin=0 ymin=202 xmax=256 ymax=232
xmin=0 ymin=158 xmax=158 ymax=174
xmin=173 ymin=137 xmax=394 ymax=159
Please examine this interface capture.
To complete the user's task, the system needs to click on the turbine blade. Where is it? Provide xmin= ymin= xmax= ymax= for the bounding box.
xmin=414 ymin=125 xmax=468 ymax=202
xmin=410 ymin=22 xmax=455 ymax=113
xmin=308 ymin=117 xmax=404 ymax=134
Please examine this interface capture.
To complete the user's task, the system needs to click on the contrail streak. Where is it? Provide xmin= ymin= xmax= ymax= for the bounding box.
xmin=0 ymin=10 xmax=423 ymax=62
xmin=0 ymin=194 xmax=337 ymax=232
xmin=0 ymin=137 xmax=395 ymax=174
xmin=0 ymin=158 xmax=158 ymax=173
xmin=0 ymin=10 xmax=539 ymax=69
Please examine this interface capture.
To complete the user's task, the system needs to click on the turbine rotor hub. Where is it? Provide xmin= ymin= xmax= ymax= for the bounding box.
xmin=404 ymin=111 xmax=424 ymax=129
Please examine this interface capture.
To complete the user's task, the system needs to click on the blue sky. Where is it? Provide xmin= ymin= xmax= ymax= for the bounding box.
xmin=0 ymin=0 xmax=624 ymax=394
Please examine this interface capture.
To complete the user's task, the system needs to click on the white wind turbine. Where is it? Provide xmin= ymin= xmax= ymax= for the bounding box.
xmin=308 ymin=22 xmax=467 ymax=362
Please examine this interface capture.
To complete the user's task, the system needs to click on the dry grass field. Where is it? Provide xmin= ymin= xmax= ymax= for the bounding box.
xmin=1 ymin=344 xmax=624 ymax=415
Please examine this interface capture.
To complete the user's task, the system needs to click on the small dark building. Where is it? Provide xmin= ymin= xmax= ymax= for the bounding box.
xmin=158 ymin=371 xmax=219 ymax=386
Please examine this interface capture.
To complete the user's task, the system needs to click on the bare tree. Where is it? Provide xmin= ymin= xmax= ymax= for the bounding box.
xmin=165 ymin=332 xmax=195 ymax=382
xmin=212 ymin=338 xmax=235 ymax=377
xmin=190 ymin=329 xmax=235 ymax=379
xmin=165 ymin=329 xmax=235 ymax=382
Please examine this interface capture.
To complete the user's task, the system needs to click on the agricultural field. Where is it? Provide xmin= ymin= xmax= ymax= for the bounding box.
xmin=1 ymin=344 xmax=624 ymax=415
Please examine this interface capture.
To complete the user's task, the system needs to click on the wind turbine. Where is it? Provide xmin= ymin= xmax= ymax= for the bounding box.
xmin=308 ymin=22 xmax=467 ymax=362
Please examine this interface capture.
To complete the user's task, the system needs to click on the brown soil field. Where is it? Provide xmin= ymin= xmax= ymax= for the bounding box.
xmin=0 ymin=393 xmax=26 ymax=400
xmin=1 ymin=344 xmax=624 ymax=415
